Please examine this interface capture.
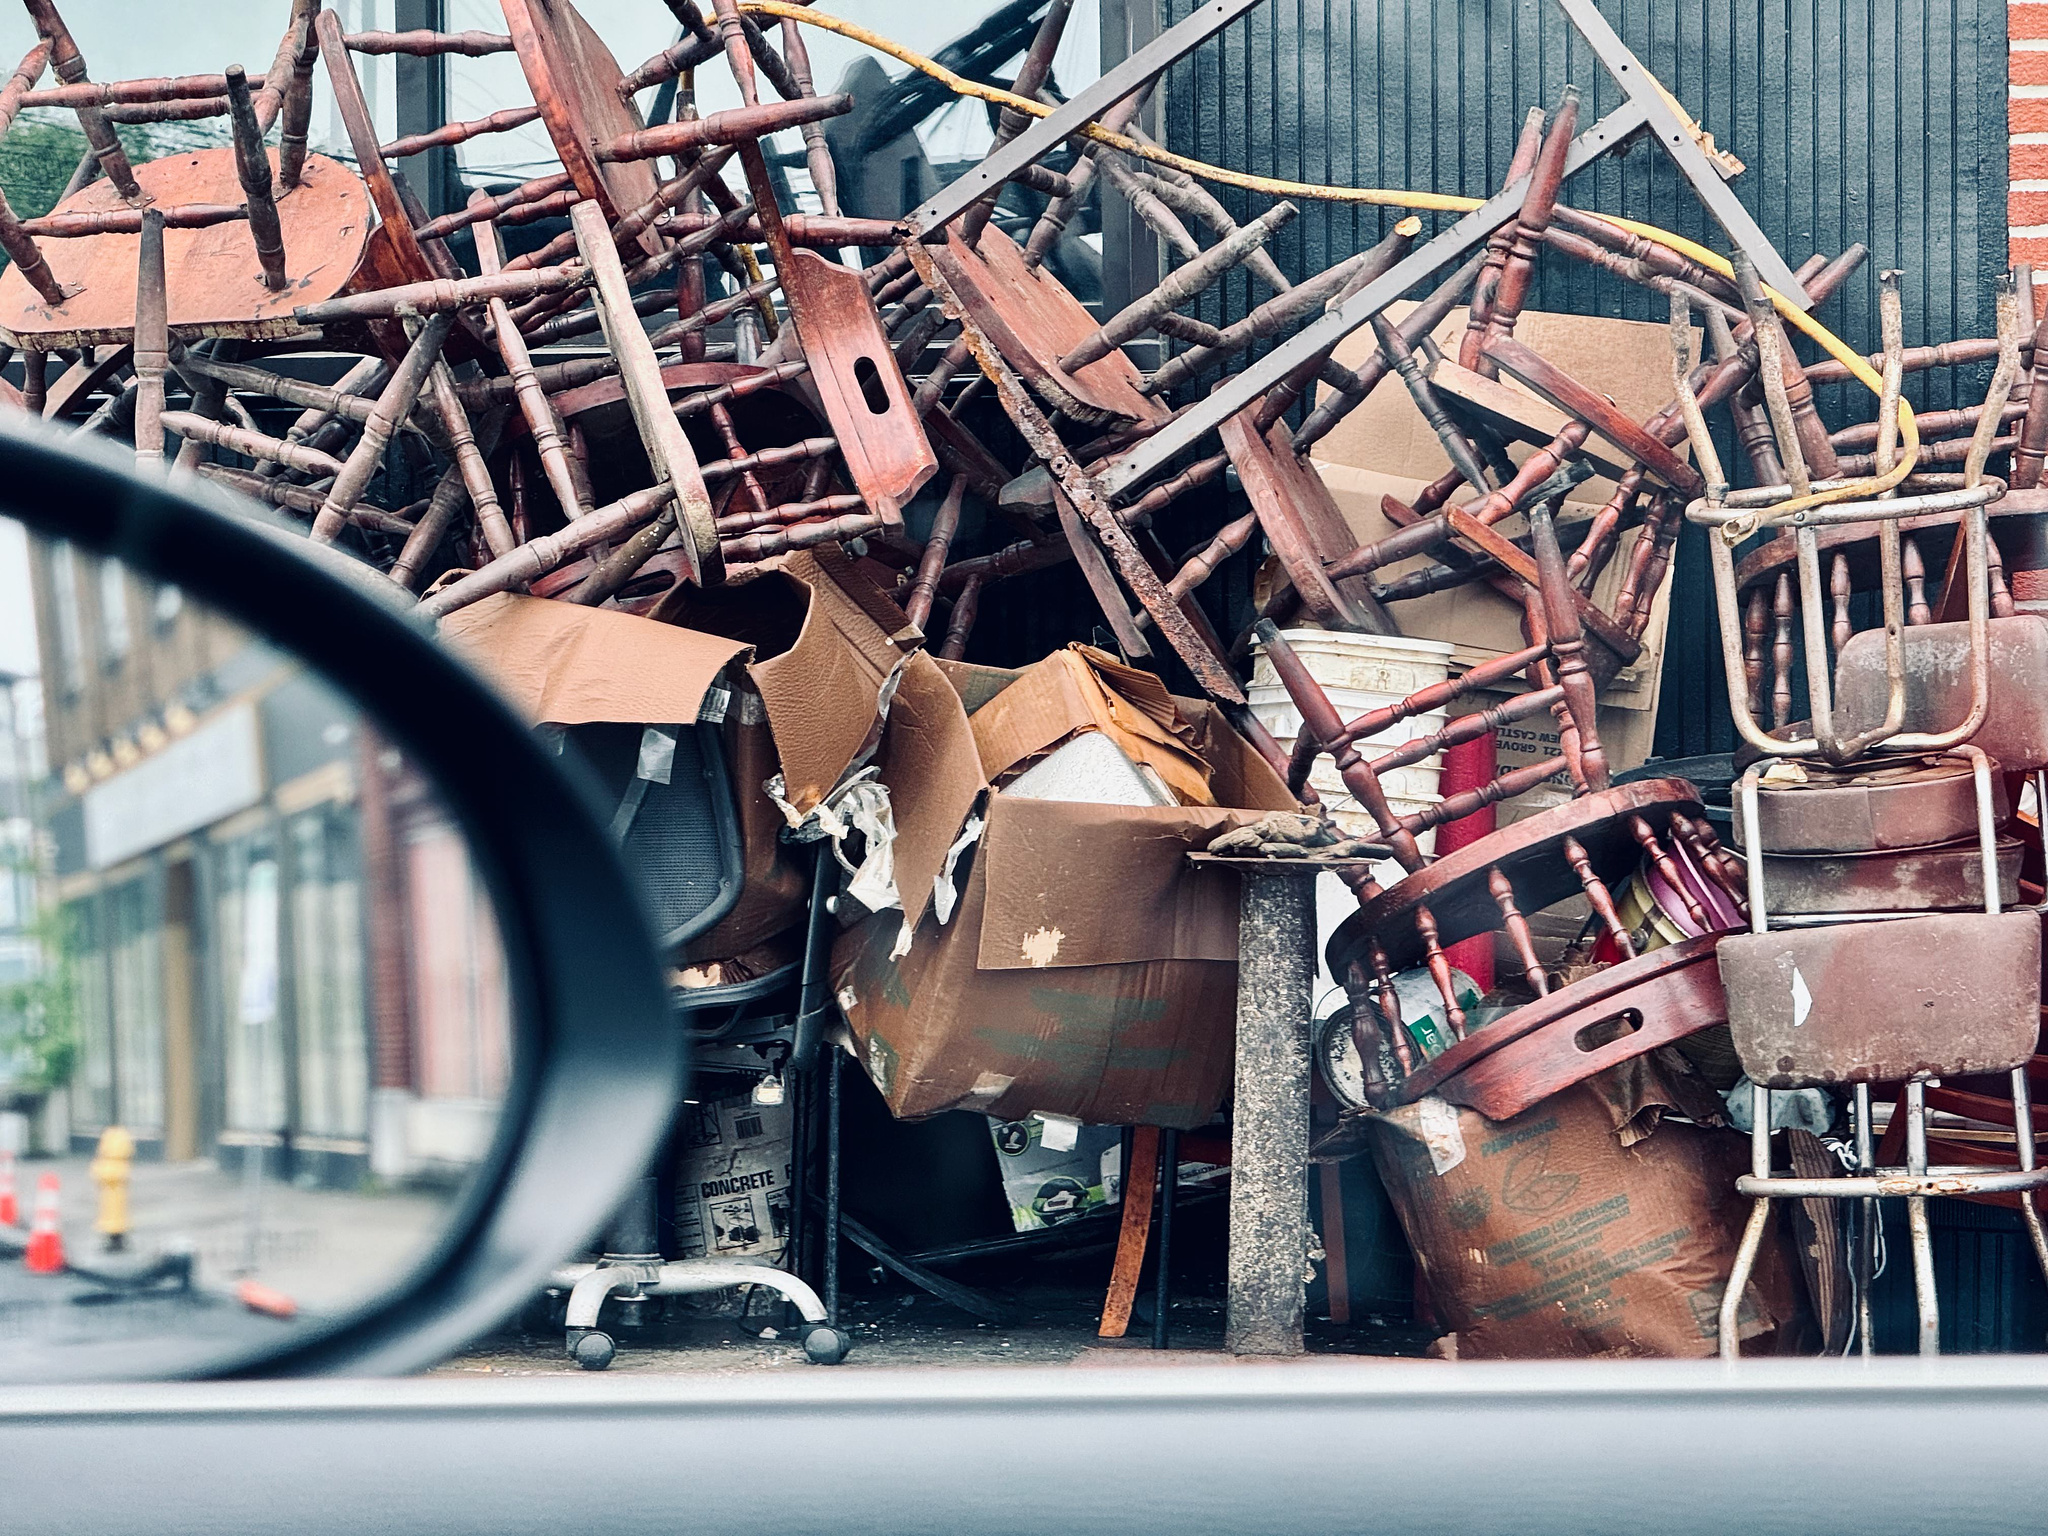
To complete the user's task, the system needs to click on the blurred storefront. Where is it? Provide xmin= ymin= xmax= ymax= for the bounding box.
xmin=24 ymin=540 xmax=504 ymax=1187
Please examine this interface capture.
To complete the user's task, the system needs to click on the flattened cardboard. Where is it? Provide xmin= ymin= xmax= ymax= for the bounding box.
xmin=1366 ymin=1071 xmax=1800 ymax=1359
xmin=438 ymin=591 xmax=747 ymax=726
xmin=1315 ymin=305 xmax=1692 ymax=510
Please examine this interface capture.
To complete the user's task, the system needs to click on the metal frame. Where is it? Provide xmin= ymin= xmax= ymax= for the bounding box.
xmin=906 ymin=0 xmax=1265 ymax=236
xmin=1549 ymin=0 xmax=1807 ymax=302
xmin=1717 ymin=747 xmax=2048 ymax=1358
xmin=1688 ymin=481 xmax=2000 ymax=762
xmin=1090 ymin=0 xmax=1815 ymax=501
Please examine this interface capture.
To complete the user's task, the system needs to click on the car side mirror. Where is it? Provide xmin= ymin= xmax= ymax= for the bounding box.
xmin=0 ymin=413 xmax=682 ymax=1381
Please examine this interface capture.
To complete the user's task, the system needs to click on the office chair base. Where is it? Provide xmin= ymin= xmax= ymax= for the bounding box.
xmin=550 ymin=1258 xmax=848 ymax=1367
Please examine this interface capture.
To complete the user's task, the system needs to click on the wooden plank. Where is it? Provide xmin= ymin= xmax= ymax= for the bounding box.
xmin=1098 ymin=1125 xmax=1161 ymax=1339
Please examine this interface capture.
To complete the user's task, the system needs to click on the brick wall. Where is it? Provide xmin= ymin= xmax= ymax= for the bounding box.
xmin=2016 ymin=0 xmax=2048 ymax=304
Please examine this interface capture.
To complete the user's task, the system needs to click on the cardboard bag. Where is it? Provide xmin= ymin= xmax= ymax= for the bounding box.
xmin=1366 ymin=1070 xmax=1798 ymax=1359
xmin=671 ymin=1093 xmax=795 ymax=1264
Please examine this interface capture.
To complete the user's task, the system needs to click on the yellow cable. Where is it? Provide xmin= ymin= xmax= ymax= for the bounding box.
xmin=741 ymin=0 xmax=1920 ymax=508
xmin=735 ymin=242 xmax=780 ymax=339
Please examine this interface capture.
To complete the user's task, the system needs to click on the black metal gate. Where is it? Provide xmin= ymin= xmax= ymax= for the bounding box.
xmin=1156 ymin=0 xmax=2010 ymax=755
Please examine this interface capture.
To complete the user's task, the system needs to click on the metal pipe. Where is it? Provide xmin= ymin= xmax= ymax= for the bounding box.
xmin=1855 ymin=1080 xmax=1875 ymax=1357
xmin=1905 ymin=1077 xmax=1941 ymax=1355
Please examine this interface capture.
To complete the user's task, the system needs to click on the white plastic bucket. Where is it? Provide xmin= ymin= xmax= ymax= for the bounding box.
xmin=1250 ymin=628 xmax=1456 ymax=861
xmin=1250 ymin=629 xmax=1455 ymax=699
xmin=1247 ymin=684 xmax=1449 ymax=801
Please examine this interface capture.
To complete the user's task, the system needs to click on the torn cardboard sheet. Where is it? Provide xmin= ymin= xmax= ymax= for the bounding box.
xmin=768 ymin=766 xmax=904 ymax=923
xmin=438 ymin=591 xmax=749 ymax=726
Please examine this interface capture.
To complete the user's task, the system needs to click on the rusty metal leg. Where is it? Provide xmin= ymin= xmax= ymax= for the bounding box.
xmin=1719 ymin=1200 xmax=1773 ymax=1360
xmin=2012 ymin=1069 xmax=2048 ymax=1317
xmin=1154 ymin=1125 xmax=1178 ymax=1350
xmin=131 ymin=206 xmax=166 ymax=466
xmin=1719 ymin=1079 xmax=1774 ymax=1360
xmin=1904 ymin=1078 xmax=1940 ymax=1356
xmin=1226 ymin=866 xmax=1316 ymax=1357
xmin=1854 ymin=1081 xmax=1876 ymax=1357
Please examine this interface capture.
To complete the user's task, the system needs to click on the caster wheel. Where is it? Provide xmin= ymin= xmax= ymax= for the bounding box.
xmin=571 ymin=1330 xmax=616 ymax=1371
xmin=801 ymin=1324 xmax=851 ymax=1365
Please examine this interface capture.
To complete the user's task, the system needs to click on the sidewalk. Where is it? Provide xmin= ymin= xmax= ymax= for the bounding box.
xmin=20 ymin=1154 xmax=449 ymax=1315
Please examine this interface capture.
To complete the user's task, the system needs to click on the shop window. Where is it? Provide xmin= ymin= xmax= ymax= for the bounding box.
xmin=64 ymin=896 xmax=113 ymax=1133
xmin=289 ymin=808 xmax=368 ymax=1142
xmin=97 ymin=559 xmax=130 ymax=667
xmin=47 ymin=544 xmax=85 ymax=699
xmin=217 ymin=837 xmax=287 ymax=1137
xmin=107 ymin=876 xmax=163 ymax=1136
xmin=405 ymin=818 xmax=508 ymax=1106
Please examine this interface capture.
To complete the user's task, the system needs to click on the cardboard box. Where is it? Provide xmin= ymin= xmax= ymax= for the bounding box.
xmin=987 ymin=1116 xmax=1122 ymax=1231
xmin=1315 ymin=305 xmax=1692 ymax=520
xmin=986 ymin=1116 xmax=1231 ymax=1233
xmin=1365 ymin=1064 xmax=1800 ymax=1359
xmin=831 ymin=648 xmax=1302 ymax=1128
xmin=1306 ymin=307 xmax=1679 ymax=823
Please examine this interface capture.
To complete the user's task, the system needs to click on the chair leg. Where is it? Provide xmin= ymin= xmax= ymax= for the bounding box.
xmin=824 ymin=1048 xmax=841 ymax=1325
xmin=1719 ymin=1198 xmax=1773 ymax=1359
xmin=1098 ymin=1125 xmax=1160 ymax=1338
xmin=1906 ymin=1196 xmax=1939 ymax=1355
xmin=1154 ymin=1127 xmax=1179 ymax=1350
xmin=1904 ymin=1078 xmax=1941 ymax=1356
xmin=1721 ymin=1077 xmax=1774 ymax=1359
xmin=2007 ymin=1067 xmax=2048 ymax=1302
xmin=1854 ymin=1082 xmax=1876 ymax=1357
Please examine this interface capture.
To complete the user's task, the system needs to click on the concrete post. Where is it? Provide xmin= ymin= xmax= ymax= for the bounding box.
xmin=1225 ymin=866 xmax=1317 ymax=1356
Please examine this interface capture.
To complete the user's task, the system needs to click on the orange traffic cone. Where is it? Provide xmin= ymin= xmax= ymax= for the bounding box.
xmin=24 ymin=1172 xmax=63 ymax=1274
xmin=0 ymin=1149 xmax=16 ymax=1228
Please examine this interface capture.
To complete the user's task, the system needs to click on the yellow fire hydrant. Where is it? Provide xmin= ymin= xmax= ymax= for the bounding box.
xmin=91 ymin=1125 xmax=133 ymax=1252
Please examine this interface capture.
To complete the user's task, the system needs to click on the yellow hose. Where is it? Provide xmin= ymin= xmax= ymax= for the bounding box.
xmin=741 ymin=0 xmax=1920 ymax=509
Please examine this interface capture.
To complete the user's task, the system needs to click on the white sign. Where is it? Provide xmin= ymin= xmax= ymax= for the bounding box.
xmin=84 ymin=701 xmax=263 ymax=869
